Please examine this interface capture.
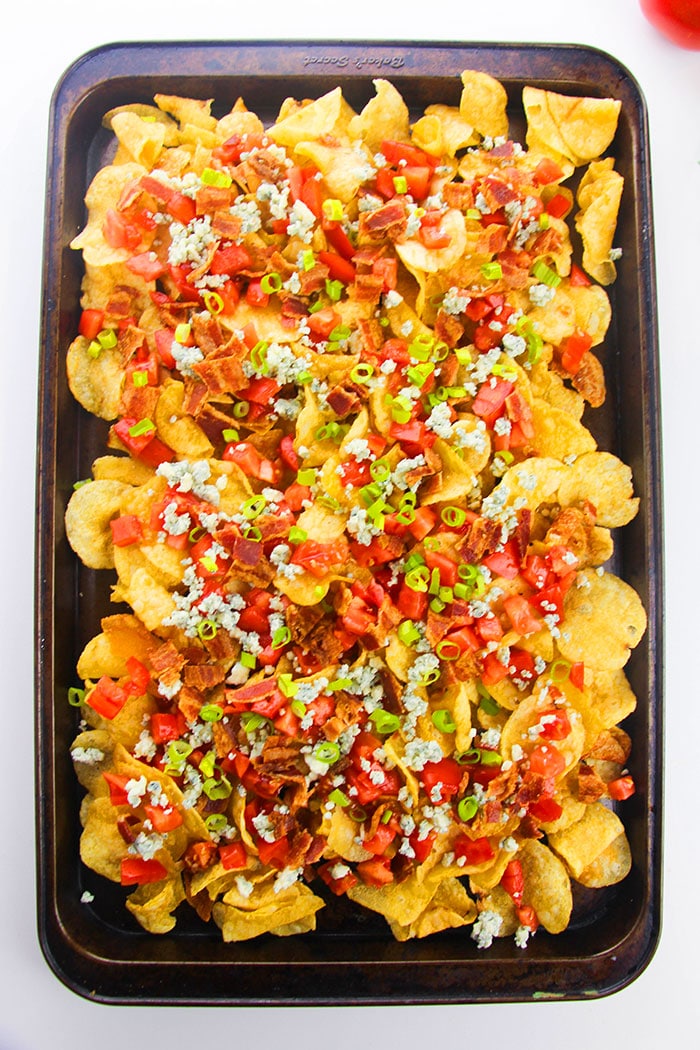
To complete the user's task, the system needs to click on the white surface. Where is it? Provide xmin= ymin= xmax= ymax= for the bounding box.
xmin=2 ymin=0 xmax=697 ymax=1045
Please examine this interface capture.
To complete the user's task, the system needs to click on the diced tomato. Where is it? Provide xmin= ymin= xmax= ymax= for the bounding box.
xmin=209 ymin=243 xmax=252 ymax=276
xmin=257 ymin=835 xmax=291 ymax=869
xmin=103 ymin=209 xmax=142 ymax=251
xmin=126 ymin=251 xmax=165 ymax=281
xmin=408 ymin=828 xmax=437 ymax=864
xmin=241 ymin=376 xmax=281 ymax=404
xmin=407 ymin=506 xmax=437 ymax=542
xmin=538 ymin=708 xmax=572 ymax=741
xmin=419 ymin=757 xmax=463 ymax=802
xmin=317 ymin=250 xmax=356 ymax=285
xmin=219 ymin=841 xmax=248 ymax=870
xmin=560 ymin=329 xmax=593 ymax=374
xmin=87 ymin=676 xmax=128 ymax=720
xmin=503 ymin=594 xmax=543 ymax=636
xmin=317 ymin=860 xmax=358 ymax=896
xmin=166 ymin=191 xmax=196 ymax=225
xmin=396 ymin=582 xmax=429 ymax=621
xmin=424 ymin=549 xmax=459 ymax=588
xmin=357 ymin=855 xmax=394 ymax=887
xmin=453 ymin=835 xmax=495 ymax=867
xmin=507 ymin=648 xmax=536 ymax=682
xmin=144 ymin=803 xmax=183 ymax=833
xmin=521 ymin=553 xmax=551 ymax=591
xmin=482 ymin=539 xmax=521 ymax=580
xmin=307 ymin=307 xmax=341 ymax=340
xmin=245 ymin=278 xmax=269 ymax=308
xmin=120 ymin=858 xmax=168 ymax=886
xmin=534 ymin=157 xmax=564 ymax=185
xmin=501 ymin=859 xmax=524 ymax=905
xmin=150 ymin=712 xmax=185 ymax=745
xmin=569 ymin=661 xmax=585 ymax=691
xmin=124 ymin=656 xmax=150 ymax=696
xmin=381 ymin=140 xmax=437 ymax=169
xmin=474 ymin=614 xmax=504 ymax=643
xmin=362 ymin=823 xmax=397 ymax=856
xmin=222 ymin=441 xmax=280 ymax=483
xmin=300 ymin=176 xmax=324 ymax=220
xmin=442 ymin=624 xmax=480 ymax=655
xmin=480 ymin=651 xmax=509 ymax=687
xmin=569 ymin=262 xmax=591 ymax=287
xmin=528 ymin=743 xmax=566 ymax=779
xmin=545 ymin=192 xmax=571 ymax=219
xmin=608 ymin=775 xmax=636 ymax=801
xmin=109 ymin=513 xmax=143 ymax=547
xmin=284 ymin=481 xmax=312 ymax=511
xmin=339 ymin=459 xmax=371 ymax=487
xmin=471 ymin=378 xmax=514 ymax=424
xmin=323 ymin=221 xmax=356 ymax=260
xmin=103 ymin=772 xmax=131 ymax=806
xmin=528 ymin=796 xmax=563 ymax=822
xmin=154 ymin=328 xmax=177 ymax=369
xmin=291 ymin=539 xmax=347 ymax=578
xmin=78 ymin=309 xmax=105 ymax=340
xmin=341 ymin=595 xmax=376 ymax=637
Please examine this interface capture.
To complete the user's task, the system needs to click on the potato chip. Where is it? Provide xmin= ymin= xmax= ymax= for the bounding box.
xmin=154 ymin=93 xmax=217 ymax=131
xmin=268 ymin=87 xmax=356 ymax=148
xmin=523 ymin=87 xmax=621 ymax=167
xmin=519 ymin=839 xmax=572 ymax=934
xmin=460 ymin=70 xmax=509 ymax=139
xmin=558 ymin=451 xmax=639 ymax=528
xmin=575 ymin=159 xmax=624 ymax=285
xmin=547 ymin=802 xmax=625 ymax=881
xmin=532 ymin=399 xmax=597 ymax=460
xmin=66 ymin=337 xmax=123 ymax=420
xmin=126 ymin=875 xmax=186 ymax=934
xmin=558 ymin=569 xmax=647 ymax=669
xmin=348 ymin=79 xmax=410 ymax=151
xmin=576 ymin=831 xmax=632 ymax=888
xmin=396 ymin=209 xmax=468 ymax=274
xmin=213 ymin=883 xmax=324 ymax=942
xmin=110 ymin=111 xmax=166 ymax=168
xmin=65 ymin=479 xmax=131 ymax=569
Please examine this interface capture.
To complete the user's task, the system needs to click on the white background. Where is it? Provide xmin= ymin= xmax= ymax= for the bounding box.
xmin=2 ymin=0 xmax=697 ymax=1046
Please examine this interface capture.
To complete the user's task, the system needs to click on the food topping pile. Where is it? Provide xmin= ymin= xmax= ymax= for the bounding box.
xmin=65 ymin=71 xmax=646 ymax=946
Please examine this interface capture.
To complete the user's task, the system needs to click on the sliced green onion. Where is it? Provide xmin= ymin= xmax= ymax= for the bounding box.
xmin=97 ymin=328 xmax=117 ymax=349
xmin=527 ymin=330 xmax=544 ymax=364
xmin=200 ymin=703 xmax=224 ymax=722
xmin=480 ymin=261 xmax=503 ymax=280
xmin=369 ymin=458 xmax=391 ymax=482
xmin=222 ymin=428 xmax=239 ymax=443
xmin=328 ymin=677 xmax=353 ymax=691
xmin=240 ymin=712 xmax=269 ymax=733
xmin=278 ymin=673 xmax=299 ymax=698
xmin=132 ymin=370 xmax=149 ymax=387
xmin=329 ymin=324 xmax=352 ymax=342
xmin=432 ymin=341 xmax=449 ymax=362
xmin=242 ymin=525 xmax=262 ymax=542
xmin=249 ymin=340 xmax=269 ymax=372
xmin=455 ymin=748 xmax=481 ymax=765
xmin=538 ymin=212 xmax=550 ymax=229
xmin=128 ymin=418 xmax=155 ymax=438
xmin=322 ymin=198 xmax=344 ymax=222
xmin=466 ymin=208 xmax=482 ymax=220
xmin=240 ymin=651 xmax=257 ymax=670
xmin=408 ymin=338 xmax=433 ymax=362
xmin=288 ymin=525 xmax=308 ymax=545
xmin=201 ymin=167 xmax=232 ymax=188
xmin=233 ymin=400 xmax=250 ymax=418
xmin=87 ymin=340 xmax=102 ymax=358
xmin=313 ymin=741 xmax=340 ymax=765
xmin=441 ymin=505 xmax=467 ymax=528
xmin=203 ymin=290 xmax=224 ymax=314
xmin=260 ymin=272 xmax=283 ymax=294
xmin=165 ymin=740 xmax=193 ymax=771
xmin=479 ymin=693 xmax=501 ymax=716
xmin=457 ymin=796 xmax=479 ymax=821
xmin=68 ymin=687 xmax=85 ymax=707
xmin=404 ymin=552 xmax=426 ymax=572
xmin=480 ymin=749 xmax=502 ymax=767
xmin=350 ymin=362 xmax=374 ymax=384
xmin=290 ymin=698 xmax=307 ymax=717
xmin=455 ymin=345 xmax=472 ymax=365
xmin=549 ymin=658 xmax=572 ymax=682
xmin=532 ymin=259 xmax=561 ymax=287
xmin=397 ymin=620 xmax=420 ymax=647
xmin=369 ymin=709 xmax=401 ymax=734
xmin=421 ymin=667 xmax=441 ymax=686
xmin=380 ymin=808 xmax=394 ymax=824
xmin=393 ymin=174 xmax=408 ymax=194
xmin=329 ymin=788 xmax=350 ymax=807
xmin=349 ymin=805 xmax=368 ymax=822
xmin=271 ymin=626 xmax=291 ymax=650
xmin=407 ymin=362 xmax=434 ymax=387
xmin=325 ymin=278 xmax=343 ymax=301
xmin=316 ymin=494 xmax=340 ymax=510
xmin=491 ymin=360 xmax=518 ymax=380
xmin=436 ymin=638 xmax=461 ymax=661
xmin=439 ymin=585 xmax=454 ymax=604
xmin=428 ymin=567 xmax=442 ymax=596
xmin=367 ymin=497 xmax=390 ymax=523
xmin=495 ymin=450 xmax=514 ymax=466
xmin=199 ymin=750 xmax=217 ymax=779
xmin=202 ymin=776 xmax=232 ymax=800
xmin=302 ymin=250 xmax=315 ymax=271
xmin=241 ymin=495 xmax=267 ymax=520
xmin=174 ymin=323 xmax=191 ymax=344
xmin=453 ymin=582 xmax=469 ymax=600
xmin=431 ymin=708 xmax=456 ymax=733
xmin=405 ymin=565 xmax=430 ymax=592
xmin=205 ymin=813 xmax=228 ymax=833
xmin=297 ymin=468 xmax=317 ymax=486
xmin=197 ymin=618 xmax=218 ymax=640
xmin=386 ymin=394 xmax=413 ymax=423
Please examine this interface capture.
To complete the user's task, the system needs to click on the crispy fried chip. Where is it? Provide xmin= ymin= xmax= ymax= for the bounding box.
xmin=65 ymin=479 xmax=131 ymax=569
xmin=558 ymin=569 xmax=647 ymax=669
xmin=460 ymin=70 xmax=509 ymax=139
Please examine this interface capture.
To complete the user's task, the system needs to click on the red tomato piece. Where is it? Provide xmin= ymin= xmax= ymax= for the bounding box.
xmin=109 ymin=514 xmax=143 ymax=547
xmin=453 ymin=835 xmax=495 ymax=866
xmin=120 ymin=858 xmax=168 ymax=886
xmin=528 ymin=743 xmax=566 ymax=779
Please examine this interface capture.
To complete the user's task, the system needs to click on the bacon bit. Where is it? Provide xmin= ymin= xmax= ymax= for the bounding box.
xmin=476 ymin=223 xmax=509 ymax=255
xmin=149 ymin=640 xmax=185 ymax=687
xmin=352 ymin=245 xmax=387 ymax=269
xmin=350 ymin=272 xmax=384 ymax=304
xmin=177 ymin=685 xmax=205 ymax=723
xmin=584 ymin=727 xmax=632 ymax=765
xmin=479 ymin=175 xmax=521 ymax=211
xmin=515 ymin=771 xmax=548 ymax=809
xmin=486 ymin=763 xmax=519 ymax=802
xmin=192 ymin=313 xmax=225 ymax=354
xmin=230 ymin=536 xmax=263 ymax=568
xmin=297 ymin=263 xmax=330 ymax=296
xmin=154 ymin=300 xmax=192 ymax=329
xmin=545 ymin=505 xmax=597 ymax=563
xmin=195 ymin=185 xmax=234 ymax=216
xmin=576 ymin=761 xmax=607 ymax=803
xmin=183 ymin=664 xmax=227 ymax=691
xmin=285 ymin=603 xmax=325 ymax=646
xmin=211 ymin=210 xmax=243 ymax=242
xmin=434 ymin=309 xmax=465 ymax=348
xmin=460 ymin=517 xmax=502 ymax=562
xmin=511 ymin=509 xmax=532 ymax=560
xmin=118 ymin=325 xmax=148 ymax=363
xmin=571 ymin=349 xmax=606 ymax=408
xmin=326 ymin=380 xmax=367 ymax=418
xmin=300 ymin=619 xmax=348 ymax=666
xmin=245 ymin=148 xmax=288 ymax=184
xmin=442 ymin=181 xmax=476 ymax=211
xmin=225 ymin=677 xmax=280 ymax=707
xmin=192 ymin=352 xmax=248 ymax=396
xmin=358 ymin=199 xmax=407 ymax=242
xmin=105 ymin=287 xmax=140 ymax=321
xmin=119 ymin=382 xmax=160 ymax=422
xmin=529 ymin=227 xmax=563 ymax=256
xmin=183 ymin=840 xmax=219 ymax=873
xmin=517 ymin=815 xmax=544 ymax=839
xmin=117 ymin=815 xmax=139 ymax=844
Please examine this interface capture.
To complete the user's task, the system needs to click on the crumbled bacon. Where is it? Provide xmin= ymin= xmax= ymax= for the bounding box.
xmin=358 ymin=199 xmax=407 ymax=241
xmin=460 ymin=517 xmax=502 ymax=562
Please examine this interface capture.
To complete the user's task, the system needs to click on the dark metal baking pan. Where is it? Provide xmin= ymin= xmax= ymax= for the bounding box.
xmin=35 ymin=39 xmax=663 ymax=1005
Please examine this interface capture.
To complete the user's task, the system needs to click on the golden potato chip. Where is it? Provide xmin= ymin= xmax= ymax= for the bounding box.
xmin=213 ymin=883 xmax=324 ymax=942
xmin=412 ymin=105 xmax=477 ymax=158
xmin=389 ymin=877 xmax=476 ymax=940
xmin=154 ymin=93 xmax=217 ymax=131
xmin=523 ymin=87 xmax=621 ymax=167
xmin=532 ymin=399 xmax=597 ymax=460
xmin=547 ymin=802 xmax=625 ymax=880
xmin=575 ymin=159 xmax=624 ymax=285
xmin=558 ymin=451 xmax=639 ymax=528
xmin=110 ymin=111 xmax=166 ymax=168
xmin=76 ymin=614 xmax=154 ymax=679
xmin=111 ymin=566 xmax=176 ymax=632
xmin=558 ymin=569 xmax=647 ymax=669
xmin=65 ymin=479 xmax=131 ymax=569
xmin=348 ymin=79 xmax=410 ymax=151
xmin=268 ymin=87 xmax=355 ymax=148
xmin=396 ymin=209 xmax=468 ymax=274
xmin=519 ymin=839 xmax=573 ymax=934
xmin=126 ymin=874 xmax=186 ymax=934
xmin=460 ymin=70 xmax=509 ymax=139
xmin=79 ymin=796 xmax=130 ymax=882
xmin=154 ymin=381 xmax=214 ymax=459
xmin=66 ymin=337 xmax=123 ymax=420
xmin=91 ymin=454 xmax=155 ymax=486
xmin=576 ymin=831 xmax=632 ymax=888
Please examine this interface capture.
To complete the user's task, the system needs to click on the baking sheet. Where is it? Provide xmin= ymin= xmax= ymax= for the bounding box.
xmin=35 ymin=39 xmax=663 ymax=1005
